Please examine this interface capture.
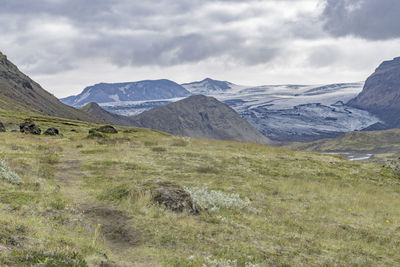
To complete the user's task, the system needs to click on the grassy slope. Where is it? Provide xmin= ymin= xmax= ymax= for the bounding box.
xmin=0 ymin=109 xmax=400 ymax=266
xmin=286 ymin=129 xmax=400 ymax=161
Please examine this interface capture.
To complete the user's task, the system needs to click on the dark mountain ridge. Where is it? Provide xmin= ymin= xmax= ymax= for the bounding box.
xmin=348 ymin=57 xmax=400 ymax=127
xmin=0 ymin=52 xmax=97 ymax=122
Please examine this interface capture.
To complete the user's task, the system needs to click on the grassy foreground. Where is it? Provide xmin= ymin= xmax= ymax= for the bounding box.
xmin=0 ymin=110 xmax=400 ymax=266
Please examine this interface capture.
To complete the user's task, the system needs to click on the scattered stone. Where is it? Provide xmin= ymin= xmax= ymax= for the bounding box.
xmin=44 ymin=127 xmax=60 ymax=136
xmin=96 ymin=125 xmax=118 ymax=134
xmin=0 ymin=122 xmax=5 ymax=132
xmin=152 ymin=180 xmax=200 ymax=214
xmin=19 ymin=119 xmax=41 ymax=135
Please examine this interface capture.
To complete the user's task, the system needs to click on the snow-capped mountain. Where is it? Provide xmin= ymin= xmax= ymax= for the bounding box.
xmin=181 ymin=78 xmax=244 ymax=94
xmin=61 ymin=78 xmax=380 ymax=142
xmin=99 ymin=82 xmax=380 ymax=142
xmin=60 ymin=79 xmax=191 ymax=107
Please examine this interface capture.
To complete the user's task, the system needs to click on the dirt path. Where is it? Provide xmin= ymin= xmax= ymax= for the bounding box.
xmin=54 ymin=148 xmax=145 ymax=266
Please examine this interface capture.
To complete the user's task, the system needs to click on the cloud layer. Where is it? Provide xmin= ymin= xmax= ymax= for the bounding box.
xmin=322 ymin=0 xmax=400 ymax=40
xmin=0 ymin=0 xmax=399 ymax=97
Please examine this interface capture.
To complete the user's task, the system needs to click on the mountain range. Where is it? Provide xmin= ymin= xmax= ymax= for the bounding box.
xmin=68 ymin=78 xmax=380 ymax=142
xmin=4 ymin=49 xmax=400 ymax=144
xmin=0 ymin=52 xmax=270 ymax=144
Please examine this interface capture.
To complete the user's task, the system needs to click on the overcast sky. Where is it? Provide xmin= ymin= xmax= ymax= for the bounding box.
xmin=1 ymin=0 xmax=400 ymax=98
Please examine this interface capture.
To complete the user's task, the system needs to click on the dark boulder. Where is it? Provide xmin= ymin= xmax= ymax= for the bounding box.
xmin=0 ymin=122 xmax=5 ymax=132
xmin=44 ymin=128 xmax=60 ymax=136
xmin=152 ymin=181 xmax=200 ymax=214
xmin=96 ymin=125 xmax=118 ymax=134
xmin=20 ymin=119 xmax=41 ymax=135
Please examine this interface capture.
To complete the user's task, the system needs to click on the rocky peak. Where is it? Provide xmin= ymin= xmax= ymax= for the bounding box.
xmin=348 ymin=57 xmax=400 ymax=127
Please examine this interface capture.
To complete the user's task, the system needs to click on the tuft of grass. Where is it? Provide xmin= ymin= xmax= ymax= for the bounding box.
xmin=195 ymin=166 xmax=220 ymax=174
xmin=2 ymin=249 xmax=87 ymax=266
xmin=152 ymin=147 xmax=167 ymax=152
xmin=144 ymin=140 xmax=158 ymax=147
xmin=86 ymin=130 xmax=107 ymax=139
xmin=171 ymin=137 xmax=190 ymax=147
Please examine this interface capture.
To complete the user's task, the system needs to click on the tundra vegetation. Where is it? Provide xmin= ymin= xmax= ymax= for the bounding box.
xmin=0 ymin=109 xmax=399 ymax=266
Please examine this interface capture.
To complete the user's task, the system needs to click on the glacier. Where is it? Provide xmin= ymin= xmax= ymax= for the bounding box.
xmin=99 ymin=81 xmax=380 ymax=142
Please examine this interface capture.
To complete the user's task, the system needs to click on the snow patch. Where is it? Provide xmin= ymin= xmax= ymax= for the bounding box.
xmin=109 ymin=94 xmax=120 ymax=102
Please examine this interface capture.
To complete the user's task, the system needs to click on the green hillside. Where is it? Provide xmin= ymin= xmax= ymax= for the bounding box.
xmin=1 ymin=109 xmax=400 ymax=266
xmin=286 ymin=129 xmax=400 ymax=161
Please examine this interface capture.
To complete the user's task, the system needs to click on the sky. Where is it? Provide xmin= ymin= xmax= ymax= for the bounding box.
xmin=1 ymin=0 xmax=400 ymax=98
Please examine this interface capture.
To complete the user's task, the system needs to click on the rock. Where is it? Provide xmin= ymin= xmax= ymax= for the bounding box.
xmin=96 ymin=125 xmax=118 ymax=134
xmin=19 ymin=119 xmax=41 ymax=135
xmin=0 ymin=122 xmax=5 ymax=132
xmin=152 ymin=181 xmax=200 ymax=214
xmin=44 ymin=128 xmax=60 ymax=136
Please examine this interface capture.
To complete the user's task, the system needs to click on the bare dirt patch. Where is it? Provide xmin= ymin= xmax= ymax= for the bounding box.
xmin=83 ymin=205 xmax=142 ymax=249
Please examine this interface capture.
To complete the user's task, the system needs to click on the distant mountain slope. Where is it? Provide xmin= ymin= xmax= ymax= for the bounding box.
xmin=0 ymin=52 xmax=97 ymax=122
xmin=61 ymin=80 xmax=191 ymax=107
xmin=181 ymin=78 xmax=238 ymax=94
xmin=348 ymin=57 xmax=400 ymax=127
xmin=131 ymin=95 xmax=271 ymax=144
xmin=80 ymin=102 xmax=136 ymax=126
xmin=81 ymin=95 xmax=270 ymax=144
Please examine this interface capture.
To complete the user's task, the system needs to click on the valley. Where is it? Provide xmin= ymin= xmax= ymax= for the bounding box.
xmin=2 ymin=1 xmax=400 ymax=266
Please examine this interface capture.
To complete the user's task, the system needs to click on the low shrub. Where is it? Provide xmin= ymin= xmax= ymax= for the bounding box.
xmin=385 ymin=159 xmax=400 ymax=176
xmin=184 ymin=187 xmax=253 ymax=212
xmin=0 ymin=160 xmax=23 ymax=184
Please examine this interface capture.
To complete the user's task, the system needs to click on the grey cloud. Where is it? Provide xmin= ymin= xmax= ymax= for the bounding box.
xmin=322 ymin=0 xmax=400 ymax=40
xmin=307 ymin=45 xmax=340 ymax=67
xmin=0 ymin=0 xmax=318 ymax=74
